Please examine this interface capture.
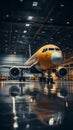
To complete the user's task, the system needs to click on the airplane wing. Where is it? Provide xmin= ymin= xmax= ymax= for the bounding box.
xmin=0 ymin=65 xmax=29 ymax=69
xmin=24 ymin=58 xmax=39 ymax=68
xmin=60 ymin=57 xmax=73 ymax=66
xmin=0 ymin=59 xmax=39 ymax=69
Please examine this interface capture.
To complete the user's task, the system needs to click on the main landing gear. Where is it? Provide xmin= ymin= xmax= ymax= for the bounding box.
xmin=39 ymin=72 xmax=55 ymax=91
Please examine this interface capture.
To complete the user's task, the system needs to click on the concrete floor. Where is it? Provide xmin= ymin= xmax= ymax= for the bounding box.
xmin=0 ymin=80 xmax=73 ymax=129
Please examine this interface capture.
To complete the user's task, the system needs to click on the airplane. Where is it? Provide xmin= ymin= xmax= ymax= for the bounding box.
xmin=0 ymin=44 xmax=73 ymax=84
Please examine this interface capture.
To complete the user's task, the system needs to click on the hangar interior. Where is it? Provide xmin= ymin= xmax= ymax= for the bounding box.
xmin=0 ymin=0 xmax=73 ymax=130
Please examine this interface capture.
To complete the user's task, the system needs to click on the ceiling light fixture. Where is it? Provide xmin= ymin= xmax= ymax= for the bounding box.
xmin=60 ymin=4 xmax=64 ymax=7
xmin=32 ymin=1 xmax=38 ymax=7
xmin=23 ymin=30 xmax=27 ymax=33
xmin=28 ymin=16 xmax=33 ymax=20
xmin=15 ymin=30 xmax=18 ymax=33
xmin=66 ymin=21 xmax=70 ymax=24
xmin=20 ymin=0 xmax=23 ymax=2
xmin=25 ymin=23 xmax=30 ymax=27
xmin=42 ymin=31 xmax=45 ymax=33
xmin=50 ymin=18 xmax=53 ymax=21
xmin=6 ymin=14 xmax=9 ymax=17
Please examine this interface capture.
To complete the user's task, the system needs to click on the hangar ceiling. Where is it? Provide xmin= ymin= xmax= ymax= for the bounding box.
xmin=0 ymin=0 xmax=73 ymax=58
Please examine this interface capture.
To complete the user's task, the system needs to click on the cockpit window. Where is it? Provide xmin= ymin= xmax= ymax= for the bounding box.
xmin=49 ymin=48 xmax=54 ymax=50
xmin=42 ymin=48 xmax=47 ymax=52
xmin=55 ymin=48 xmax=60 ymax=51
xmin=42 ymin=48 xmax=60 ymax=52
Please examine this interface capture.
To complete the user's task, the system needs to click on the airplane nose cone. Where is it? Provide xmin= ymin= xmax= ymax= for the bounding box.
xmin=51 ymin=52 xmax=62 ymax=65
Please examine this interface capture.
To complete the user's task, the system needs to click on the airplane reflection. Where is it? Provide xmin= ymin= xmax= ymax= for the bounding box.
xmin=7 ymin=83 xmax=65 ymax=127
xmin=0 ymin=80 xmax=73 ymax=128
xmin=12 ymin=97 xmax=18 ymax=129
xmin=27 ymin=93 xmax=65 ymax=127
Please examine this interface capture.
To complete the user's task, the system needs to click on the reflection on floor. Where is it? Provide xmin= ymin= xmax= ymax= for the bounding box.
xmin=0 ymin=80 xmax=73 ymax=130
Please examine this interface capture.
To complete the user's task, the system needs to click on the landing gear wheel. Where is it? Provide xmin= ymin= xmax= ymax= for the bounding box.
xmin=47 ymin=83 xmax=53 ymax=89
xmin=46 ymin=77 xmax=55 ymax=92
xmin=39 ymin=77 xmax=46 ymax=82
xmin=46 ymin=77 xmax=55 ymax=84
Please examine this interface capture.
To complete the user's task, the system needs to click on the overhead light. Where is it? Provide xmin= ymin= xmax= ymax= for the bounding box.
xmin=60 ymin=4 xmax=64 ymax=7
xmin=26 ymin=124 xmax=30 ymax=129
xmin=32 ymin=1 xmax=38 ymax=7
xmin=6 ymin=14 xmax=9 ymax=17
xmin=13 ymin=52 xmax=16 ymax=55
xmin=42 ymin=31 xmax=45 ymax=34
xmin=66 ymin=21 xmax=70 ymax=25
xmin=50 ymin=18 xmax=53 ymax=21
xmin=57 ymin=31 xmax=60 ymax=34
xmin=20 ymin=0 xmax=23 ymax=2
xmin=20 ymin=41 xmax=23 ymax=43
xmin=15 ymin=30 xmax=18 ymax=33
xmin=28 ymin=16 xmax=33 ymax=20
xmin=22 ymin=35 xmax=25 ymax=38
xmin=23 ymin=30 xmax=27 ymax=33
xmin=58 ymin=42 xmax=61 ymax=45
xmin=5 ymin=40 xmax=8 ymax=42
xmin=25 ymin=23 xmax=30 ymax=27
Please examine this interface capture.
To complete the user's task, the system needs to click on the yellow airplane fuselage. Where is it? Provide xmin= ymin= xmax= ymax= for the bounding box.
xmin=34 ymin=44 xmax=62 ymax=70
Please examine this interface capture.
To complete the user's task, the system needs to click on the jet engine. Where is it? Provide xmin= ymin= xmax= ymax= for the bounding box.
xmin=9 ymin=66 xmax=20 ymax=78
xmin=55 ymin=67 xmax=67 ymax=78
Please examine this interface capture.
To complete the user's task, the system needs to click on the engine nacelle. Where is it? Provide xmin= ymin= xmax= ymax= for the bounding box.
xmin=9 ymin=66 xmax=20 ymax=78
xmin=55 ymin=67 xmax=67 ymax=78
xmin=35 ymin=65 xmax=42 ymax=72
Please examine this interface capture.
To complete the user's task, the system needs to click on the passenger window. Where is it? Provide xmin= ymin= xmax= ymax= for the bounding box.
xmin=55 ymin=48 xmax=60 ymax=51
xmin=42 ymin=48 xmax=47 ymax=52
xmin=42 ymin=48 xmax=60 ymax=52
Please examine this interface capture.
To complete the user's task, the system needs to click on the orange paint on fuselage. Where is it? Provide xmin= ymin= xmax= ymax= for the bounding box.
xmin=25 ymin=44 xmax=62 ymax=71
xmin=35 ymin=44 xmax=62 ymax=70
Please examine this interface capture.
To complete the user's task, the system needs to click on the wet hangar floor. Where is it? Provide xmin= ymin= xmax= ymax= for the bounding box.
xmin=0 ymin=80 xmax=73 ymax=130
